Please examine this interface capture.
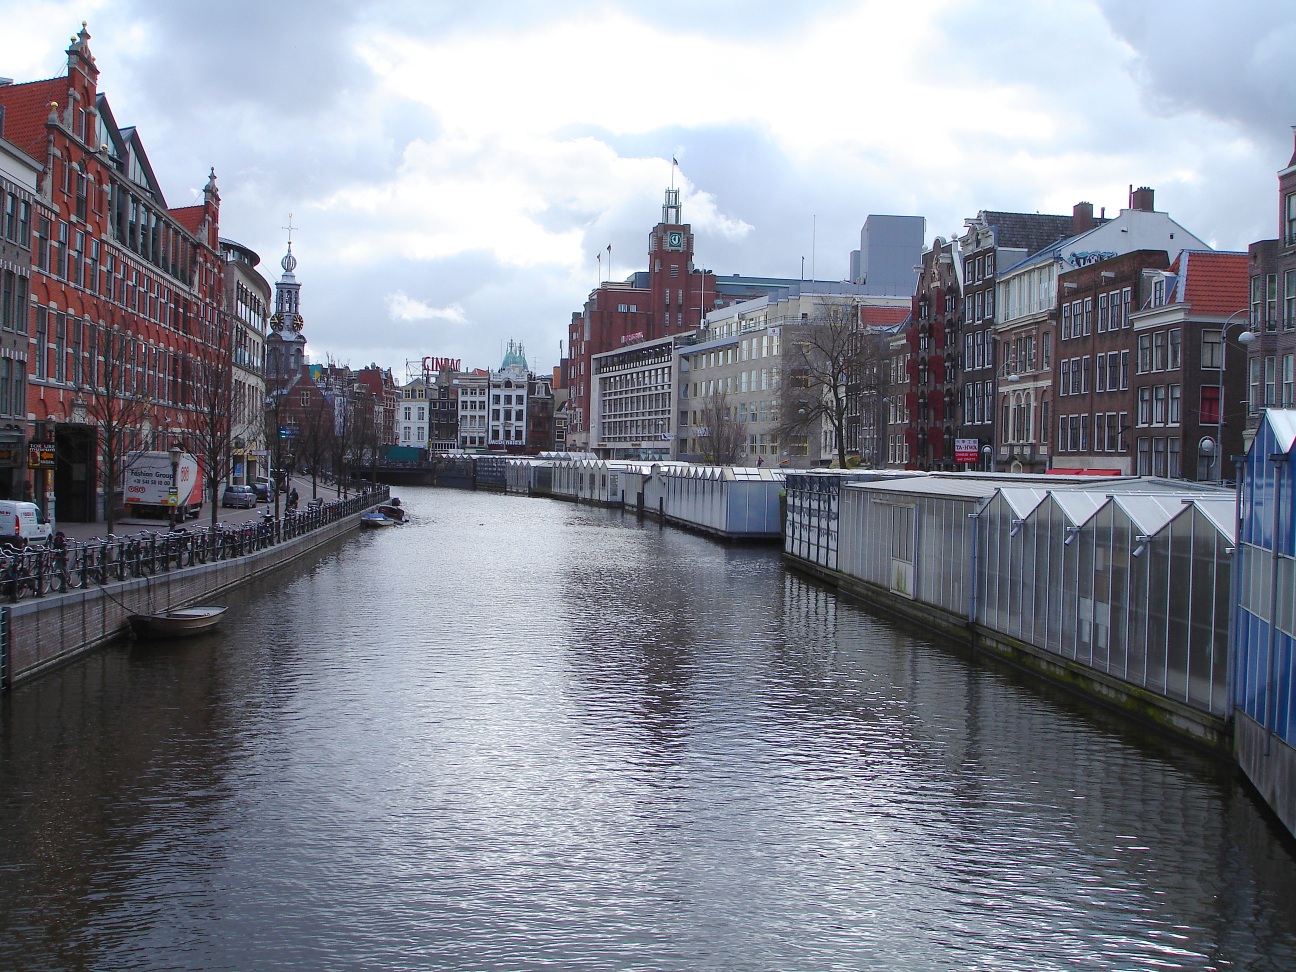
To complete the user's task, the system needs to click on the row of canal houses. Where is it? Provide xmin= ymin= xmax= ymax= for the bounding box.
xmin=452 ymin=414 xmax=1296 ymax=840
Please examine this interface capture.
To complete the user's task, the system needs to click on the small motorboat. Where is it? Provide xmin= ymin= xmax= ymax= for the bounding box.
xmin=361 ymin=511 xmax=395 ymax=528
xmin=376 ymin=502 xmax=407 ymax=524
xmin=129 ymin=606 xmax=227 ymax=638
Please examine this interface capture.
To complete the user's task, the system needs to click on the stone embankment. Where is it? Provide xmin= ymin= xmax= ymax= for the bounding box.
xmin=1 ymin=488 xmax=386 ymax=687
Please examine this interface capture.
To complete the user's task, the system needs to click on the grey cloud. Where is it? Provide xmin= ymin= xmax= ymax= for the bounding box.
xmin=1096 ymin=0 xmax=1296 ymax=146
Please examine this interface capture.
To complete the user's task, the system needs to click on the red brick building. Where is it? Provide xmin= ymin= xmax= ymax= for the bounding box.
xmin=0 ymin=25 xmax=224 ymax=521
xmin=897 ymin=236 xmax=963 ymax=469
xmin=565 ymin=188 xmax=716 ymax=449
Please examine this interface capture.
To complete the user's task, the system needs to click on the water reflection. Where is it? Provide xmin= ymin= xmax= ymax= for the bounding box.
xmin=0 ymin=486 xmax=1293 ymax=971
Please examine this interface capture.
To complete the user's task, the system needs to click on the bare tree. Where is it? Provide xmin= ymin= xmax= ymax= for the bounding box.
xmin=190 ymin=316 xmax=236 ymax=528
xmin=84 ymin=325 xmax=155 ymax=536
xmin=694 ymin=388 xmax=747 ymax=465
xmin=776 ymin=301 xmax=886 ymax=468
xmin=296 ymin=389 xmax=335 ymax=500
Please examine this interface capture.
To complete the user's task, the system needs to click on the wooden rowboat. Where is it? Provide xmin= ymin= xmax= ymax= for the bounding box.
xmin=129 ymin=606 xmax=228 ymax=638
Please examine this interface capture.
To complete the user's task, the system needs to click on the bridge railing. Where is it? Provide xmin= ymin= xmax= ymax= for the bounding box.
xmin=0 ymin=484 xmax=388 ymax=603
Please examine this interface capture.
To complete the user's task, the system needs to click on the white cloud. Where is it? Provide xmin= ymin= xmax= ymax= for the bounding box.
xmin=385 ymin=292 xmax=468 ymax=324
xmin=9 ymin=0 xmax=1295 ymax=377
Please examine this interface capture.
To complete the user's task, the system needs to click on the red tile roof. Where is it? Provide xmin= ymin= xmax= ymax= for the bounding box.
xmin=0 ymin=78 xmax=62 ymax=161
xmin=859 ymin=305 xmax=910 ymax=327
xmin=1175 ymin=250 xmax=1249 ymax=317
xmin=169 ymin=205 xmax=205 ymax=235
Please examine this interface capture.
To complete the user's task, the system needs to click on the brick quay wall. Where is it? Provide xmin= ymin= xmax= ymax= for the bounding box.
xmin=5 ymin=510 xmax=367 ymax=687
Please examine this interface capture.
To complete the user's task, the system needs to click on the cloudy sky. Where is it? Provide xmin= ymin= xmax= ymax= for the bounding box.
xmin=3 ymin=0 xmax=1293 ymax=381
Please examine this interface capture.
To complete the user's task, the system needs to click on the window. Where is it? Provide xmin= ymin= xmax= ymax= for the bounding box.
xmin=1153 ymin=384 xmax=1166 ymax=424
xmin=1138 ymin=334 xmax=1153 ymax=373
xmin=1062 ymin=302 xmax=1072 ymax=340
xmin=1120 ymin=350 xmax=1130 ymax=390
xmin=1168 ymin=328 xmax=1181 ymax=370
xmin=1250 ymin=357 xmax=1262 ymax=414
xmin=1153 ymin=331 xmax=1167 ymax=371
xmin=1098 ymin=293 xmax=1110 ymax=331
xmin=1138 ymin=387 xmax=1152 ymax=426
xmin=1169 ymin=384 xmax=1181 ymax=424
xmin=1286 ymin=270 xmax=1296 ymax=329
xmin=1201 ymin=330 xmax=1223 ymax=369
xmin=1082 ymin=298 xmax=1092 ymax=335
xmin=1265 ymin=354 xmax=1277 ymax=406
xmin=1200 ymin=385 xmax=1220 ymax=425
xmin=1287 ymin=192 xmax=1296 ymax=246
xmin=1284 ymin=354 xmax=1295 ymax=407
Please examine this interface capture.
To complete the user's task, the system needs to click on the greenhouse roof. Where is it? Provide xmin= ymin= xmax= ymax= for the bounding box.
xmin=995 ymin=487 xmax=1052 ymax=519
xmin=852 ymin=477 xmax=999 ymax=500
xmin=1262 ymin=409 xmax=1296 ymax=454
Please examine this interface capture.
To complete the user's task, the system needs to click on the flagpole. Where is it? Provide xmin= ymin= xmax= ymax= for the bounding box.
xmin=607 ymin=243 xmax=612 ymax=282
xmin=597 ymin=251 xmax=601 ymax=284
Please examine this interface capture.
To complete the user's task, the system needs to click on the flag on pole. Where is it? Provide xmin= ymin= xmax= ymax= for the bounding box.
xmin=672 ymin=157 xmax=678 ymax=166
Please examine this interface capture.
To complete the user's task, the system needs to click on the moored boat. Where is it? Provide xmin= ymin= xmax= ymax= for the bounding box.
xmin=129 ymin=606 xmax=227 ymax=638
xmin=376 ymin=503 xmax=407 ymax=524
xmin=361 ymin=511 xmax=394 ymax=528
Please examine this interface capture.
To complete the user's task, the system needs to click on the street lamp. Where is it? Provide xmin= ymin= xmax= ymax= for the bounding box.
xmin=168 ymin=444 xmax=182 ymax=530
xmin=982 ymin=444 xmax=992 ymax=473
xmin=1210 ymin=309 xmax=1255 ymax=482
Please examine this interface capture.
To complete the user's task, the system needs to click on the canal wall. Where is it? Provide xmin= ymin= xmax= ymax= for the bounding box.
xmin=784 ymin=552 xmax=1231 ymax=753
xmin=5 ymin=510 xmax=365 ymax=687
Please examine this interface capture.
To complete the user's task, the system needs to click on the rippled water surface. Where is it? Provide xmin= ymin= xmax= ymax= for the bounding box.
xmin=2 ymin=487 xmax=1295 ymax=971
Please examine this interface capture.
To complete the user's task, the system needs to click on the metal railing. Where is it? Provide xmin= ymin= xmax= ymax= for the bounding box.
xmin=1 ymin=485 xmax=388 ymax=603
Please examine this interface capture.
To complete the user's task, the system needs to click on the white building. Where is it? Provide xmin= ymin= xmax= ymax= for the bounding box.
xmin=454 ymin=372 xmax=489 ymax=449
xmin=590 ymin=335 xmax=680 ymax=460
xmin=488 ymin=341 xmax=529 ymax=448
xmin=396 ymin=376 xmax=430 ymax=448
xmin=686 ymin=287 xmax=907 ymax=467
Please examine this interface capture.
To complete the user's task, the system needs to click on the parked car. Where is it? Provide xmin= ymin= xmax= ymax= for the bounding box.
xmin=253 ymin=477 xmax=273 ymax=502
xmin=221 ymin=484 xmax=258 ymax=509
xmin=0 ymin=500 xmax=53 ymax=547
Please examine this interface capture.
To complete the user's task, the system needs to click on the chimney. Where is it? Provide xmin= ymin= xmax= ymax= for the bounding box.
xmin=1072 ymin=201 xmax=1095 ymax=234
xmin=1131 ymin=187 xmax=1155 ymax=212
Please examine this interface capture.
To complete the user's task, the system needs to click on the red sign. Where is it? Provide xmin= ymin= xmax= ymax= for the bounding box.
xmin=422 ymin=356 xmax=461 ymax=374
xmin=954 ymin=438 xmax=980 ymax=464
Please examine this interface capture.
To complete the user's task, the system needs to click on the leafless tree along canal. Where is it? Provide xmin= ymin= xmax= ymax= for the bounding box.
xmin=2 ymin=487 xmax=1295 ymax=970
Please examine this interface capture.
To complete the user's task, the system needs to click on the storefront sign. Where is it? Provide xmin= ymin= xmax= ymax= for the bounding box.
xmin=954 ymin=438 xmax=980 ymax=464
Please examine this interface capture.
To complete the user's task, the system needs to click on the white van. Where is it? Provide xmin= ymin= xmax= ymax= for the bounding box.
xmin=0 ymin=501 xmax=53 ymax=547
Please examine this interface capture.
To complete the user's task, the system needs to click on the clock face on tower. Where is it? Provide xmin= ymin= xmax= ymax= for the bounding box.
xmin=666 ymin=230 xmax=684 ymax=250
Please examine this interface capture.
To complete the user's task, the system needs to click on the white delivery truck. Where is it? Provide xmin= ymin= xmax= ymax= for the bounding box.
xmin=122 ymin=451 xmax=204 ymax=520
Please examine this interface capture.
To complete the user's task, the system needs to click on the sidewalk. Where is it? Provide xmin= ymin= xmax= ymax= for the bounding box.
xmin=53 ymin=477 xmax=351 ymax=544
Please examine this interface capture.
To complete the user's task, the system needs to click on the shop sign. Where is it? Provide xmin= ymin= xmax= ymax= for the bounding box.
xmin=954 ymin=438 xmax=980 ymax=464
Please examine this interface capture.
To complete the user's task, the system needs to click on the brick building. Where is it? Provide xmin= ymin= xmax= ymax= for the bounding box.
xmin=957 ymin=209 xmax=1078 ymax=470
xmin=0 ymin=122 xmax=40 ymax=500
xmin=0 ymin=25 xmax=224 ymax=522
xmin=1244 ymin=129 xmax=1296 ymax=438
xmin=896 ymin=236 xmax=962 ymax=470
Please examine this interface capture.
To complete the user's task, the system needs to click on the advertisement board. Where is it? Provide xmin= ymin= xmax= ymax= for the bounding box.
xmin=954 ymin=438 xmax=981 ymax=464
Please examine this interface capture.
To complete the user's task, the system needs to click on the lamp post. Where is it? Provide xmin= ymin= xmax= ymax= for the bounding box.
xmin=982 ymin=444 xmax=992 ymax=473
xmin=168 ymin=444 xmax=182 ymax=530
xmin=1213 ymin=309 xmax=1255 ymax=482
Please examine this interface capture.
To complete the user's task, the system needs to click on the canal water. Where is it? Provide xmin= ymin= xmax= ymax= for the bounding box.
xmin=2 ymin=487 xmax=1295 ymax=971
